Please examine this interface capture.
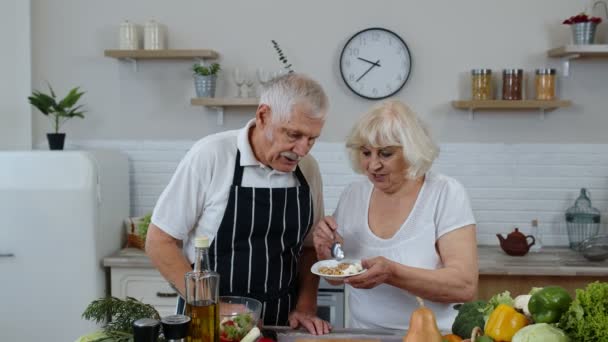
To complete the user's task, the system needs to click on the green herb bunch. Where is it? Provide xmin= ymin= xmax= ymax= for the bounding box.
xmin=137 ymin=213 xmax=152 ymax=239
xmin=28 ymin=84 xmax=86 ymax=134
xmin=81 ymin=296 xmax=161 ymax=342
xmin=271 ymin=40 xmax=294 ymax=73
xmin=192 ymin=63 xmax=221 ymax=76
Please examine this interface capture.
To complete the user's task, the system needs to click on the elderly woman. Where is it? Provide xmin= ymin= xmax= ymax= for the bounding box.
xmin=313 ymin=100 xmax=478 ymax=331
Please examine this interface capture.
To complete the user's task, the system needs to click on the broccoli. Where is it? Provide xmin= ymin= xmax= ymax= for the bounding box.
xmin=451 ymin=300 xmax=487 ymax=339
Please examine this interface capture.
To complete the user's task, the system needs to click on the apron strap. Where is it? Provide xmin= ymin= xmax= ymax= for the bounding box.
xmin=232 ymin=150 xmax=244 ymax=186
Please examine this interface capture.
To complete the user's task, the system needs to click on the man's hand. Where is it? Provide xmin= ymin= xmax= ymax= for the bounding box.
xmin=288 ymin=309 xmax=331 ymax=335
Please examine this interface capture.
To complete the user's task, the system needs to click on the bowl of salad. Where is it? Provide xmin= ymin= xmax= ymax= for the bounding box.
xmin=219 ymin=296 xmax=262 ymax=342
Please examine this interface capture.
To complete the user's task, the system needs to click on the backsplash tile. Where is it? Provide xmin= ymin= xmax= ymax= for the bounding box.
xmin=66 ymin=140 xmax=608 ymax=246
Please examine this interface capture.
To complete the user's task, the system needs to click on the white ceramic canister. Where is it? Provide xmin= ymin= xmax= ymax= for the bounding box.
xmin=119 ymin=20 xmax=140 ymax=50
xmin=144 ymin=20 xmax=166 ymax=50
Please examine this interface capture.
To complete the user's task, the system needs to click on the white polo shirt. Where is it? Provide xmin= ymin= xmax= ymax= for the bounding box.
xmin=152 ymin=119 xmax=324 ymax=263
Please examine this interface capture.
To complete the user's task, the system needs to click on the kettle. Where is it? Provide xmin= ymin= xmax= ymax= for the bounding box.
xmin=497 ymin=228 xmax=536 ymax=256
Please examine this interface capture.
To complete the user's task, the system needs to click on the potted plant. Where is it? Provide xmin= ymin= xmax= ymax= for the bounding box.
xmin=563 ymin=12 xmax=603 ymax=44
xmin=193 ymin=62 xmax=221 ymax=98
xmin=28 ymin=84 xmax=86 ymax=150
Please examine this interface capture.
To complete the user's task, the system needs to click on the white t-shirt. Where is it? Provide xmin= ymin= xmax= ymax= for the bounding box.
xmin=152 ymin=119 xmax=324 ymax=263
xmin=334 ymin=171 xmax=475 ymax=331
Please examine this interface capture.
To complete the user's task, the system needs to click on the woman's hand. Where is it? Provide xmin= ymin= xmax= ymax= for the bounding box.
xmin=312 ymin=216 xmax=343 ymax=260
xmin=344 ymin=256 xmax=393 ymax=289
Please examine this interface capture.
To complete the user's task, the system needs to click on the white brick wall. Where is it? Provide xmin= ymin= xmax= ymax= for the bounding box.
xmin=68 ymin=140 xmax=608 ymax=247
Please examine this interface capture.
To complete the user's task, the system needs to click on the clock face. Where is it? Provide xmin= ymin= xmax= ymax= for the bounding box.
xmin=339 ymin=28 xmax=412 ymax=100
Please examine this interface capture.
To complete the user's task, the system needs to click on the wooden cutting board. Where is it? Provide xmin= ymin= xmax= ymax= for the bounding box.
xmin=295 ymin=339 xmax=380 ymax=342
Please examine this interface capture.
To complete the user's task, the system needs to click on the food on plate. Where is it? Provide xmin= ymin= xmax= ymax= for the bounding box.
xmin=219 ymin=312 xmax=255 ymax=342
xmin=451 ymin=300 xmax=486 ymax=339
xmin=403 ymin=297 xmax=443 ymax=342
xmin=527 ymin=286 xmax=572 ymax=324
xmin=318 ymin=261 xmax=363 ymax=276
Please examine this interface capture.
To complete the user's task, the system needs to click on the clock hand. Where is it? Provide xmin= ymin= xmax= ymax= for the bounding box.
xmin=356 ymin=60 xmax=380 ymax=82
xmin=357 ymin=57 xmax=381 ymax=67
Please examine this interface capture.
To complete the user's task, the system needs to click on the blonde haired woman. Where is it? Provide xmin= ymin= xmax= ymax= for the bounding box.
xmin=313 ymin=100 xmax=478 ymax=331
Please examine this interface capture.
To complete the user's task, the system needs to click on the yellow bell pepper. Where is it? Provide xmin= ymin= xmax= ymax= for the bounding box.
xmin=484 ymin=304 xmax=528 ymax=341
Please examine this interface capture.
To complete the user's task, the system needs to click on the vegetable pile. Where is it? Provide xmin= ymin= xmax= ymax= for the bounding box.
xmin=219 ymin=312 xmax=255 ymax=342
xmin=449 ymin=281 xmax=608 ymax=341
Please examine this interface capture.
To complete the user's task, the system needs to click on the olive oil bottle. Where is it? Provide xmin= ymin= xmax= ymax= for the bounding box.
xmin=185 ymin=236 xmax=220 ymax=342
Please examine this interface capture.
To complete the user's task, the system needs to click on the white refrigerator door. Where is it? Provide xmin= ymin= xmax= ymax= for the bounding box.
xmin=0 ymin=151 xmax=129 ymax=341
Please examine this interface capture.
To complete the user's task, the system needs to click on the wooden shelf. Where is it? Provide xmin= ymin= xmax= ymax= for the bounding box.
xmin=547 ymin=44 xmax=608 ymax=58
xmin=547 ymin=45 xmax=608 ymax=76
xmin=191 ymin=98 xmax=259 ymax=125
xmin=452 ymin=100 xmax=572 ymax=120
xmin=190 ymin=97 xmax=259 ymax=107
xmin=104 ymin=49 xmax=219 ymax=59
xmin=452 ymin=100 xmax=572 ymax=110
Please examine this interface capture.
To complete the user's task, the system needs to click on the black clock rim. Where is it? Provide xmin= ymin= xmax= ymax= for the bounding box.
xmin=339 ymin=27 xmax=412 ymax=100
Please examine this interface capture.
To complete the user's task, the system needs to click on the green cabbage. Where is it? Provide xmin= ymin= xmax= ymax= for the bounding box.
xmin=512 ymin=323 xmax=569 ymax=342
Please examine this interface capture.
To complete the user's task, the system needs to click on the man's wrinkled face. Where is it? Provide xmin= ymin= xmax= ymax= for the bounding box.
xmin=262 ymin=104 xmax=324 ymax=172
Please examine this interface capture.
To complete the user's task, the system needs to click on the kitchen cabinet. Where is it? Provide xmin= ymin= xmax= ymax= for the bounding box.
xmin=103 ymin=248 xmax=178 ymax=317
xmin=476 ymin=246 xmax=608 ymax=300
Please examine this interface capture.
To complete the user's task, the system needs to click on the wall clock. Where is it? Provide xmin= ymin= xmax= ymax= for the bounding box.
xmin=339 ymin=27 xmax=412 ymax=100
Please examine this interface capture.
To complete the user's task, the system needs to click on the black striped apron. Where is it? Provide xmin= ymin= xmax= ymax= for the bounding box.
xmin=177 ymin=150 xmax=314 ymax=326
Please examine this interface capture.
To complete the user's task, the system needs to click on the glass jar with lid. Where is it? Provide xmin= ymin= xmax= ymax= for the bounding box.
xmin=502 ymin=69 xmax=524 ymax=100
xmin=535 ymin=68 xmax=557 ymax=100
xmin=565 ymin=188 xmax=601 ymax=250
xmin=471 ymin=69 xmax=493 ymax=100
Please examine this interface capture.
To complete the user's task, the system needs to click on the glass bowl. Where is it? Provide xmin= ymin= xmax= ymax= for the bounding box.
xmin=579 ymin=235 xmax=608 ymax=261
xmin=219 ymin=296 xmax=262 ymax=342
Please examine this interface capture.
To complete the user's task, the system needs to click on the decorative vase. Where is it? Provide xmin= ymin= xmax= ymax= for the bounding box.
xmin=571 ymin=22 xmax=598 ymax=44
xmin=47 ymin=133 xmax=66 ymax=150
xmin=194 ymin=74 xmax=217 ymax=98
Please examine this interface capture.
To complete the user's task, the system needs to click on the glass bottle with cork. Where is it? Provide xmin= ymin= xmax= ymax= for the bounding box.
xmin=185 ymin=236 xmax=220 ymax=342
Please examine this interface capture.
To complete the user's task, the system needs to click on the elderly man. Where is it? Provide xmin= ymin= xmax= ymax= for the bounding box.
xmin=146 ymin=73 xmax=330 ymax=334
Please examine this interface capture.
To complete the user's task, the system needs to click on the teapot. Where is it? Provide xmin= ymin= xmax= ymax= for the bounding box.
xmin=497 ymin=228 xmax=536 ymax=256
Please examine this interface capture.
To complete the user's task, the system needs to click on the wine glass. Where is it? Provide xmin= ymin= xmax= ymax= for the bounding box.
xmin=234 ymin=68 xmax=246 ymax=98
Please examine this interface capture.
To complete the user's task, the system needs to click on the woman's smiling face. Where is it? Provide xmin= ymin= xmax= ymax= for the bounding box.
xmin=359 ymin=145 xmax=409 ymax=193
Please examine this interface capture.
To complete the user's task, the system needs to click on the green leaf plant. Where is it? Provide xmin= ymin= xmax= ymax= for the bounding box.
xmin=271 ymin=40 xmax=294 ymax=73
xmin=192 ymin=62 xmax=221 ymax=76
xmin=28 ymin=83 xmax=86 ymax=134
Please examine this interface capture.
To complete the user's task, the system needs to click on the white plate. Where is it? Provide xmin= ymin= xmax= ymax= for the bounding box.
xmin=310 ymin=259 xmax=366 ymax=281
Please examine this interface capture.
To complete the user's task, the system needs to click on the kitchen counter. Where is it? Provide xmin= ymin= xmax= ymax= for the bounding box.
xmin=477 ymin=245 xmax=608 ymax=276
xmin=104 ymin=246 xmax=608 ymax=276
xmin=104 ymin=246 xmax=607 ymax=301
xmin=264 ymin=326 xmax=405 ymax=342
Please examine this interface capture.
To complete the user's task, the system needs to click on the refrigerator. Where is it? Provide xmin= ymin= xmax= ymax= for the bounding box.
xmin=0 ymin=151 xmax=130 ymax=341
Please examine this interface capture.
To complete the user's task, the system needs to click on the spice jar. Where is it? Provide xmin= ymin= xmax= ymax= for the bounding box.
xmin=471 ymin=69 xmax=493 ymax=100
xmin=535 ymin=68 xmax=557 ymax=100
xmin=502 ymin=69 xmax=524 ymax=100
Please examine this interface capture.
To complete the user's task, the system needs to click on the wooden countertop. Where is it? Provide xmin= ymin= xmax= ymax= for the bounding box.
xmin=103 ymin=246 xmax=608 ymax=276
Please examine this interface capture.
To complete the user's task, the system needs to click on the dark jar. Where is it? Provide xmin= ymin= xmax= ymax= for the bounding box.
xmin=502 ymin=69 xmax=524 ymax=100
